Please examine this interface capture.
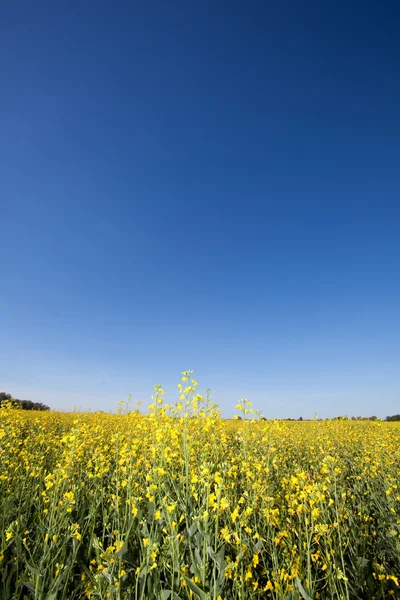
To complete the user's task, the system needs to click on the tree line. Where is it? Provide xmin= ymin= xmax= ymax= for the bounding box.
xmin=0 ymin=392 xmax=50 ymax=411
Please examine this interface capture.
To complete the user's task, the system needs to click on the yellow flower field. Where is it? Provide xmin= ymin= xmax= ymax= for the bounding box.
xmin=1 ymin=373 xmax=400 ymax=599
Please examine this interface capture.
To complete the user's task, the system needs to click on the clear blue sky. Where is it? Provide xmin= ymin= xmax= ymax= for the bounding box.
xmin=1 ymin=1 xmax=400 ymax=418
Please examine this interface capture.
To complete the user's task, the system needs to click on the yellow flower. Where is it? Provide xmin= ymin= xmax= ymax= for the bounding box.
xmin=264 ymin=581 xmax=274 ymax=591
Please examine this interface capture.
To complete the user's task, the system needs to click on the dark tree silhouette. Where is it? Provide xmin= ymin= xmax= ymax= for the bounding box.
xmin=0 ymin=392 xmax=50 ymax=411
xmin=386 ymin=414 xmax=400 ymax=422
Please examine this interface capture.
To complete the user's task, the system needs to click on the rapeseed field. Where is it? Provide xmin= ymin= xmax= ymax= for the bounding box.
xmin=1 ymin=373 xmax=399 ymax=599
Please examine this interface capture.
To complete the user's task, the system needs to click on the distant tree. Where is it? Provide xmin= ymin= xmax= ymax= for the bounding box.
xmin=386 ymin=414 xmax=400 ymax=422
xmin=19 ymin=400 xmax=50 ymax=411
xmin=0 ymin=392 xmax=49 ymax=411
xmin=298 ymin=416 xmax=303 ymax=421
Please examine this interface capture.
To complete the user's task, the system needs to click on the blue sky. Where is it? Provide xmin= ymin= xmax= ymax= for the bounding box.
xmin=1 ymin=1 xmax=400 ymax=418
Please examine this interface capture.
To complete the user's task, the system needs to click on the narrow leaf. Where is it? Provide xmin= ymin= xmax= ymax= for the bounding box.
xmin=296 ymin=577 xmax=313 ymax=600
xmin=115 ymin=538 xmax=128 ymax=558
xmin=182 ymin=576 xmax=209 ymax=600
xmin=25 ymin=563 xmax=41 ymax=578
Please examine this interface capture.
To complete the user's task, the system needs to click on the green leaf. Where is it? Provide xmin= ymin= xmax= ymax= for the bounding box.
xmin=194 ymin=548 xmax=202 ymax=566
xmin=190 ymin=560 xmax=202 ymax=581
xmin=296 ymin=577 xmax=313 ymax=600
xmin=206 ymin=545 xmax=225 ymax=570
xmin=115 ymin=538 xmax=128 ymax=558
xmin=252 ymin=539 xmax=264 ymax=552
xmin=159 ymin=591 xmax=183 ymax=600
xmin=138 ymin=564 xmax=151 ymax=578
xmin=356 ymin=556 xmax=369 ymax=568
xmin=25 ymin=562 xmax=41 ymax=578
xmin=196 ymin=524 xmax=210 ymax=543
xmin=147 ymin=502 xmax=155 ymax=521
xmin=206 ymin=546 xmax=217 ymax=561
xmin=217 ymin=545 xmax=226 ymax=567
xmin=182 ymin=576 xmax=209 ymax=600
xmin=20 ymin=579 xmax=35 ymax=594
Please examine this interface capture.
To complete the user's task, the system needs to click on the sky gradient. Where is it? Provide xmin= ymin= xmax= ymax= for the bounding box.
xmin=1 ymin=1 xmax=400 ymax=418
